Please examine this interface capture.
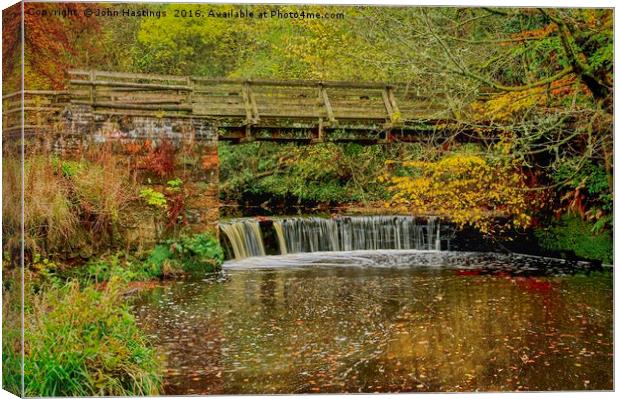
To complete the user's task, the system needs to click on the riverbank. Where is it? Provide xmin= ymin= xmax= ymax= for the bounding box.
xmin=1 ymin=233 xmax=224 ymax=396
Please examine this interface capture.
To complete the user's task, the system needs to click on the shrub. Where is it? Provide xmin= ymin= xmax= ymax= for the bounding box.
xmin=381 ymin=153 xmax=531 ymax=234
xmin=146 ymin=233 xmax=224 ymax=275
xmin=83 ymin=255 xmax=162 ymax=284
xmin=15 ymin=278 xmax=163 ymax=396
xmin=70 ymin=154 xmax=137 ymax=249
xmin=535 ymin=214 xmax=613 ymax=264
xmin=20 ymin=156 xmax=80 ymax=255
xmin=139 ymin=178 xmax=189 ymax=235
xmin=52 ymin=253 xmax=165 ymax=286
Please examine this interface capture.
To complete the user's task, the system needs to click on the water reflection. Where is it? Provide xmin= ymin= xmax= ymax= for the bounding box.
xmin=132 ymin=251 xmax=613 ymax=394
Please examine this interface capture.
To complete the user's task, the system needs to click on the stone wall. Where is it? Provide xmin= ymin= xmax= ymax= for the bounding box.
xmin=58 ymin=105 xmax=220 ymax=238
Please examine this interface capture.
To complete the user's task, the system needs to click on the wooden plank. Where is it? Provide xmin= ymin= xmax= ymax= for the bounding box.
xmin=246 ymin=82 xmax=259 ymax=123
xmin=195 ymin=92 xmax=244 ymax=99
xmin=93 ymin=70 xmax=188 ymax=82
xmin=320 ymin=85 xmax=335 ymax=123
xmin=74 ymin=100 xmax=192 ymax=111
xmin=255 ymin=99 xmax=319 ymax=108
xmin=253 ymin=111 xmax=320 ymax=118
xmin=192 ymin=77 xmax=246 ymax=85
xmin=193 ymin=106 xmax=247 ymax=115
xmin=91 ymin=110 xmax=215 ymax=119
xmin=106 ymin=92 xmax=187 ymax=100
xmin=192 ymin=76 xmax=413 ymax=89
xmin=254 ymin=80 xmax=391 ymax=89
xmin=254 ymin=91 xmax=319 ymax=99
xmin=252 ymin=87 xmax=318 ymax=96
xmin=89 ymin=71 xmax=95 ymax=105
xmin=241 ymin=83 xmax=255 ymax=123
xmin=257 ymin=104 xmax=326 ymax=115
xmin=326 ymin=92 xmax=384 ymax=99
xmin=196 ymin=100 xmax=245 ymax=107
xmin=382 ymin=89 xmax=393 ymax=117
xmin=103 ymin=98 xmax=185 ymax=105
xmin=387 ymin=87 xmax=400 ymax=116
xmin=70 ymin=79 xmax=191 ymax=91
xmin=332 ymin=112 xmax=388 ymax=119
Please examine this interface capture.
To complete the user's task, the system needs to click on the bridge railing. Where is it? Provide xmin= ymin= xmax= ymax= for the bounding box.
xmin=68 ymin=70 xmax=448 ymax=127
xmin=2 ymin=90 xmax=69 ymax=135
xmin=3 ymin=70 xmax=457 ymax=143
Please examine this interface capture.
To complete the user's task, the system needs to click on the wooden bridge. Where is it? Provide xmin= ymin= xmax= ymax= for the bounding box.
xmin=2 ymin=70 xmax=485 ymax=144
xmin=1 ymin=70 xmax=495 ymax=236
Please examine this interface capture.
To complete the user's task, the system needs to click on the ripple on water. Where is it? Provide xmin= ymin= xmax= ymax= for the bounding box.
xmin=132 ymin=251 xmax=612 ymax=394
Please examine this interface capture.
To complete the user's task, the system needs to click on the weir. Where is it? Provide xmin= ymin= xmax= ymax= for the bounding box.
xmin=220 ymin=219 xmax=266 ymax=259
xmin=220 ymin=215 xmax=443 ymax=260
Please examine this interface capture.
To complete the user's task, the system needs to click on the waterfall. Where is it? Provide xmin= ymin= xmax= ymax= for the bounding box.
xmin=220 ymin=219 xmax=266 ymax=259
xmin=273 ymin=216 xmax=441 ymax=254
xmin=273 ymin=222 xmax=288 ymax=255
xmin=221 ymin=216 xmax=442 ymax=260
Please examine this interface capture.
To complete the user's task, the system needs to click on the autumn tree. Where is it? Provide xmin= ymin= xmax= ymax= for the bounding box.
xmin=3 ymin=2 xmax=101 ymax=89
xmin=356 ymin=7 xmax=612 ymax=229
xmin=381 ymin=152 xmax=532 ymax=235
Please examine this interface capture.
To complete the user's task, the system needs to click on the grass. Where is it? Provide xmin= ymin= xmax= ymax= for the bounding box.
xmin=2 ymin=230 xmax=224 ymax=396
xmin=2 ymin=269 xmax=23 ymax=396
xmin=3 ymin=273 xmax=163 ymax=396
xmin=3 ymin=154 xmax=146 ymax=259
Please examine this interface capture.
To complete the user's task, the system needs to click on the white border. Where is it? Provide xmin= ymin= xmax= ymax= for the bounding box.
xmin=0 ymin=1 xmax=616 ymax=399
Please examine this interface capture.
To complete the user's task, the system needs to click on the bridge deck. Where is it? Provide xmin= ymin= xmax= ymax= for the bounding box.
xmin=3 ymin=70 xmax=487 ymax=143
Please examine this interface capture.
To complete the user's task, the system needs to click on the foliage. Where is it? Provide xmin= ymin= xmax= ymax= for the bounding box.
xmin=3 ymin=3 xmax=101 ymax=89
xmin=2 ymin=268 xmax=22 ymax=396
xmin=162 ymin=178 xmax=188 ymax=231
xmin=51 ymin=157 xmax=85 ymax=177
xmin=138 ymin=140 xmax=176 ymax=178
xmin=2 ymin=154 xmax=171 ymax=262
xmin=135 ymin=4 xmax=351 ymax=80
xmin=135 ymin=4 xmax=248 ymax=76
xmin=219 ymin=142 xmax=409 ymax=211
xmin=139 ymin=178 xmax=189 ymax=233
xmin=79 ymin=254 xmax=162 ymax=285
xmin=381 ymin=153 xmax=531 ymax=234
xmin=551 ymin=159 xmax=612 ymax=231
xmin=146 ymin=233 xmax=224 ymax=275
xmin=535 ymin=214 xmax=613 ymax=264
xmin=139 ymin=188 xmax=167 ymax=209
xmin=2 ymin=277 xmax=162 ymax=396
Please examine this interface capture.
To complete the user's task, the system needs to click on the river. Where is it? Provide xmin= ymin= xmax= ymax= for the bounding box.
xmin=132 ymin=250 xmax=613 ymax=394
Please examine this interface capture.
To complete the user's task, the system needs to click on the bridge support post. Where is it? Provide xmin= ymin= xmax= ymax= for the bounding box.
xmin=181 ymin=120 xmax=220 ymax=235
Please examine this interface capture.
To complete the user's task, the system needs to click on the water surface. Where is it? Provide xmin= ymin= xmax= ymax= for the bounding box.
xmin=132 ymin=251 xmax=613 ymax=394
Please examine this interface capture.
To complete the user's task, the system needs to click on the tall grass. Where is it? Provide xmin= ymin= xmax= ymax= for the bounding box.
xmin=2 ymin=269 xmax=23 ymax=396
xmin=3 ymin=154 xmax=145 ymax=259
xmin=69 ymin=152 xmax=138 ymax=251
xmin=5 ymin=277 xmax=163 ymax=396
